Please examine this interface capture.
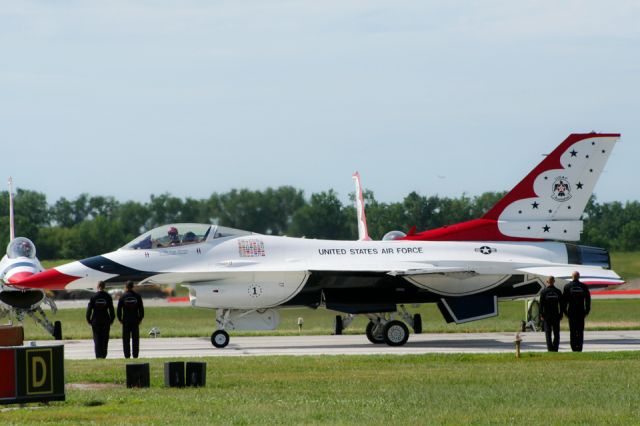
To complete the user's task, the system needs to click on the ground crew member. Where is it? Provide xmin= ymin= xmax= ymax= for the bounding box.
xmin=86 ymin=281 xmax=115 ymax=359
xmin=563 ymin=271 xmax=591 ymax=352
xmin=539 ymin=276 xmax=564 ymax=352
xmin=117 ymin=281 xmax=144 ymax=358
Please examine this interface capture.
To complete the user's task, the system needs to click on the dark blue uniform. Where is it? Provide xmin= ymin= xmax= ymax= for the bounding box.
xmin=117 ymin=290 xmax=144 ymax=358
xmin=563 ymin=279 xmax=591 ymax=352
xmin=86 ymin=290 xmax=115 ymax=358
xmin=539 ymin=285 xmax=564 ymax=352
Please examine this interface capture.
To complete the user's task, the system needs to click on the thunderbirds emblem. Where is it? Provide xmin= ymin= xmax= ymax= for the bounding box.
xmin=551 ymin=176 xmax=572 ymax=202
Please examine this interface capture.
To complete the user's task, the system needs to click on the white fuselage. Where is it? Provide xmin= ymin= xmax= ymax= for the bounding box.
xmin=56 ymin=235 xmax=571 ymax=309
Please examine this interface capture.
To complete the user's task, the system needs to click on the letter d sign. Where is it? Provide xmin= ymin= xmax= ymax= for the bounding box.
xmin=26 ymin=349 xmax=53 ymax=395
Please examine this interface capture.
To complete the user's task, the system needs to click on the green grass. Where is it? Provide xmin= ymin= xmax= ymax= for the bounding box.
xmin=610 ymin=251 xmax=640 ymax=281
xmin=19 ymin=299 xmax=640 ymax=341
xmin=2 ymin=352 xmax=640 ymax=424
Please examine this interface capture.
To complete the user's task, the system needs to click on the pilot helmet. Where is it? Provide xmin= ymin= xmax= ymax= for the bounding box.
xmin=168 ymin=226 xmax=179 ymax=241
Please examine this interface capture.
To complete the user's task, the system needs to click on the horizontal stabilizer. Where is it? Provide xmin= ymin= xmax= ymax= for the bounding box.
xmin=437 ymin=294 xmax=498 ymax=324
xmin=516 ymin=266 xmax=624 ymax=287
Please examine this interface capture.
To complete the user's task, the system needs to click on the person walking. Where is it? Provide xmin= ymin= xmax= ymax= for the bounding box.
xmin=117 ymin=281 xmax=145 ymax=358
xmin=86 ymin=281 xmax=115 ymax=359
xmin=563 ymin=271 xmax=591 ymax=352
xmin=539 ymin=276 xmax=564 ymax=352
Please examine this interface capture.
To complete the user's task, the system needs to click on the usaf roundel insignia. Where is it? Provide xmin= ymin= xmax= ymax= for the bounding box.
xmin=475 ymin=246 xmax=496 ymax=255
xmin=551 ymin=176 xmax=572 ymax=202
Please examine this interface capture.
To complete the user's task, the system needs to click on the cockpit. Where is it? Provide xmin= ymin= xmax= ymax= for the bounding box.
xmin=7 ymin=237 xmax=37 ymax=259
xmin=124 ymin=224 xmax=252 ymax=250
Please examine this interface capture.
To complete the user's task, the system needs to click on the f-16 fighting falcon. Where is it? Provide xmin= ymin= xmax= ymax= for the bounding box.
xmin=14 ymin=133 xmax=623 ymax=348
xmin=0 ymin=178 xmax=62 ymax=339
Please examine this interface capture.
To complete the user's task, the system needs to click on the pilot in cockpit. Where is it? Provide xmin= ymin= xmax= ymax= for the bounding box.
xmin=168 ymin=227 xmax=180 ymax=246
xmin=17 ymin=240 xmax=33 ymax=258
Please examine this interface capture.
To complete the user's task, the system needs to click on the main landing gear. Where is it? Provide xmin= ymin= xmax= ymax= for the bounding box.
xmin=364 ymin=315 xmax=411 ymax=346
xmin=336 ymin=305 xmax=423 ymax=347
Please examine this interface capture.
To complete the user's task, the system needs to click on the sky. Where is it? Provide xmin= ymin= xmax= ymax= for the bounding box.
xmin=2 ymin=1 xmax=639 ymax=206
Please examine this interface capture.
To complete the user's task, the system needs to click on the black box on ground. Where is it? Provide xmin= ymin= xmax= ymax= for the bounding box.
xmin=126 ymin=363 xmax=150 ymax=388
xmin=186 ymin=362 xmax=206 ymax=387
xmin=164 ymin=362 xmax=185 ymax=387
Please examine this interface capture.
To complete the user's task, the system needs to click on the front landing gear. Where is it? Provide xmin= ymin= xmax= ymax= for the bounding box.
xmin=21 ymin=298 xmax=62 ymax=340
xmin=211 ymin=330 xmax=230 ymax=348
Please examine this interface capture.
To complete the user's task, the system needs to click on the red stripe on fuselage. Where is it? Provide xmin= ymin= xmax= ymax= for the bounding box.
xmin=399 ymin=218 xmax=537 ymax=242
xmin=11 ymin=268 xmax=80 ymax=290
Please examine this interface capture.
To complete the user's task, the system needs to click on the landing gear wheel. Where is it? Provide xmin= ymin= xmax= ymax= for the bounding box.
xmin=365 ymin=321 xmax=385 ymax=344
xmin=383 ymin=320 xmax=409 ymax=347
xmin=335 ymin=315 xmax=343 ymax=335
xmin=53 ymin=321 xmax=62 ymax=340
xmin=527 ymin=300 xmax=542 ymax=331
xmin=413 ymin=314 xmax=422 ymax=334
xmin=211 ymin=330 xmax=230 ymax=348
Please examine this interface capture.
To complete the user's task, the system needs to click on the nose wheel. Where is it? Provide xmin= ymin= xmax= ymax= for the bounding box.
xmin=211 ymin=330 xmax=230 ymax=348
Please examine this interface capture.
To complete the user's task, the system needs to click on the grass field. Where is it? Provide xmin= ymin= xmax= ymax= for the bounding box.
xmin=2 ymin=352 xmax=640 ymax=424
xmin=17 ymin=298 xmax=640 ymax=341
xmin=610 ymin=251 xmax=640 ymax=281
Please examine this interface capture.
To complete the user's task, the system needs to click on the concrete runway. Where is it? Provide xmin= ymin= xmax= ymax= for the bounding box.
xmin=34 ymin=330 xmax=640 ymax=359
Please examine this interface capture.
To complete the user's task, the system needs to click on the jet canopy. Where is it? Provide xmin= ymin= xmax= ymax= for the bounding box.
xmin=7 ymin=237 xmax=36 ymax=259
xmin=124 ymin=223 xmax=252 ymax=250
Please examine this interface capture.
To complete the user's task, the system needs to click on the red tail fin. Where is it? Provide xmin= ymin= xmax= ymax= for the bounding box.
xmin=401 ymin=133 xmax=620 ymax=242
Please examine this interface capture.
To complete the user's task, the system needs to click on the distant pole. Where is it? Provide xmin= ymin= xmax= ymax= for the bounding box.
xmin=8 ymin=176 xmax=15 ymax=241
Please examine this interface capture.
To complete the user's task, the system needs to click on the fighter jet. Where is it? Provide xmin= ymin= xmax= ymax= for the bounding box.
xmin=0 ymin=178 xmax=62 ymax=339
xmin=15 ymin=133 xmax=623 ymax=347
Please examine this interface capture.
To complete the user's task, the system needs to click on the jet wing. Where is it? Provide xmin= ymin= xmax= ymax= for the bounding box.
xmin=157 ymin=263 xmax=471 ymax=286
xmin=516 ymin=266 xmax=624 ymax=286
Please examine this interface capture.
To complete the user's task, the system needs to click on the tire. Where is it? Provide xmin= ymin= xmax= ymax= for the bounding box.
xmin=335 ymin=315 xmax=343 ymax=335
xmin=413 ymin=314 xmax=422 ymax=334
xmin=365 ymin=321 xmax=385 ymax=344
xmin=53 ymin=321 xmax=62 ymax=340
xmin=528 ymin=300 xmax=542 ymax=331
xmin=211 ymin=330 xmax=230 ymax=348
xmin=383 ymin=320 xmax=409 ymax=347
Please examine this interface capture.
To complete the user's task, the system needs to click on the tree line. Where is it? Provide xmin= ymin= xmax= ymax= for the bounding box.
xmin=1 ymin=187 xmax=639 ymax=260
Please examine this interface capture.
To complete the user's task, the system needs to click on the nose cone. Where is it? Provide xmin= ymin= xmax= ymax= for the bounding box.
xmin=7 ymin=271 xmax=36 ymax=284
xmin=11 ymin=268 xmax=81 ymax=290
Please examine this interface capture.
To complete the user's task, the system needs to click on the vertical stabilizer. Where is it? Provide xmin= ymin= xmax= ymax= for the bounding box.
xmin=8 ymin=177 xmax=15 ymax=242
xmin=352 ymin=172 xmax=371 ymax=241
xmin=401 ymin=133 xmax=620 ymax=242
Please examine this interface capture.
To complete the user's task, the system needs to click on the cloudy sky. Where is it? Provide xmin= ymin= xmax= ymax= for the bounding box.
xmin=2 ymin=1 xmax=638 ymax=205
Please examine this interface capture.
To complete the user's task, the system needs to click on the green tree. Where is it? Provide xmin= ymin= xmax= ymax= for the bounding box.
xmin=289 ymin=190 xmax=351 ymax=239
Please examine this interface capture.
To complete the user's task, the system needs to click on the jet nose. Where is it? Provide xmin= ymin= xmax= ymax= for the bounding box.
xmin=7 ymin=271 xmax=36 ymax=284
xmin=12 ymin=268 xmax=81 ymax=290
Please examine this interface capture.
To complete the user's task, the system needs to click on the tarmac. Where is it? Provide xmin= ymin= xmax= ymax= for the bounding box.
xmin=34 ymin=330 xmax=640 ymax=359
